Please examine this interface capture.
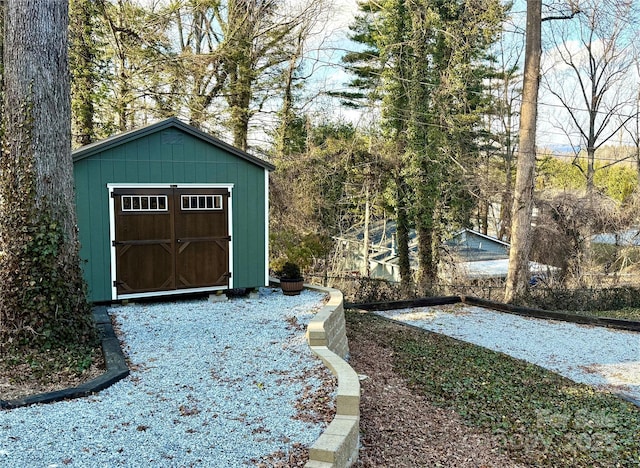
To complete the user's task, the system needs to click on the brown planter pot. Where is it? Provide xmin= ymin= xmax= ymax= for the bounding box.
xmin=280 ymin=278 xmax=304 ymax=296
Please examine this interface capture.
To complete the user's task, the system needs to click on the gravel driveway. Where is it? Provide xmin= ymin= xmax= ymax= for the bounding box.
xmin=377 ymin=304 xmax=640 ymax=404
xmin=0 ymin=289 xmax=333 ymax=467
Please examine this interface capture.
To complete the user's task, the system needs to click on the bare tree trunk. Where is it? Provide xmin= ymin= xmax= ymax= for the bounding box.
xmin=583 ymin=146 xmax=597 ymax=278
xmin=504 ymin=0 xmax=542 ymax=303
xmin=498 ymin=124 xmax=514 ymax=241
xmin=478 ymin=200 xmax=489 ymax=235
xmin=637 ymin=145 xmax=640 ymax=188
xmin=0 ymin=0 xmax=93 ymax=353
xmin=363 ymin=185 xmax=371 ymax=277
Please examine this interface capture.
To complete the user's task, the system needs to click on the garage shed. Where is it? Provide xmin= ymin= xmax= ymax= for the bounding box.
xmin=73 ymin=117 xmax=275 ymax=302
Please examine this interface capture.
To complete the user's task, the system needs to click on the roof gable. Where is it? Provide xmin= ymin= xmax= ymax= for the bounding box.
xmin=72 ymin=117 xmax=275 ymax=171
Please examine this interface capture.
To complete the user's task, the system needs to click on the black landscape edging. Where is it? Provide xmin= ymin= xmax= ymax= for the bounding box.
xmin=349 ymin=295 xmax=640 ymax=332
xmin=462 ymin=296 xmax=640 ymax=333
xmin=345 ymin=295 xmax=461 ymax=311
xmin=0 ymin=306 xmax=130 ymax=410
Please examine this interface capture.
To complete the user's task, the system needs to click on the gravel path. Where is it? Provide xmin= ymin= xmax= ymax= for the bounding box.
xmin=376 ymin=304 xmax=640 ymax=404
xmin=0 ymin=289 xmax=333 ymax=467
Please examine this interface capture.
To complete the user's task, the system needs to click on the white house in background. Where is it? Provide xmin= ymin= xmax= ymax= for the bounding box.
xmin=333 ymin=221 xmax=555 ymax=282
xmin=442 ymin=229 xmax=554 ymax=281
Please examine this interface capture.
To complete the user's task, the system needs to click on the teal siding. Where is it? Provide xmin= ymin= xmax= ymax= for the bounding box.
xmin=73 ymin=124 xmax=270 ymax=302
xmin=238 ymin=164 xmax=265 ymax=287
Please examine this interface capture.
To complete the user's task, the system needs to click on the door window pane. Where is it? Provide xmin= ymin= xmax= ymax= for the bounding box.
xmin=180 ymin=194 xmax=224 ymax=211
xmin=121 ymin=195 xmax=168 ymax=212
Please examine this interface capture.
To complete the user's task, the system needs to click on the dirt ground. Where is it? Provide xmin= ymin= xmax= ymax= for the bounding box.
xmin=0 ymin=350 xmax=105 ymax=402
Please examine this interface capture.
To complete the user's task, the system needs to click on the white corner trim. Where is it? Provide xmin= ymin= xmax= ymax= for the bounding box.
xmin=264 ymin=170 xmax=270 ymax=286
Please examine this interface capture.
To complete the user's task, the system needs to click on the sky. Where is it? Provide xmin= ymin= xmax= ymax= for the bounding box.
xmin=292 ymin=0 xmax=364 ymax=123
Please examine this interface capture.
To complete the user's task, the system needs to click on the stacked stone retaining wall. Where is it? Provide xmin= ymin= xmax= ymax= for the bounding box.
xmin=304 ymin=284 xmax=360 ymax=468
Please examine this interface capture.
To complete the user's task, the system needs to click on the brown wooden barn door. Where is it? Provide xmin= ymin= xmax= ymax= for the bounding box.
xmin=174 ymin=188 xmax=230 ymax=289
xmin=112 ymin=188 xmax=176 ymax=295
xmin=112 ymin=186 xmax=231 ymax=297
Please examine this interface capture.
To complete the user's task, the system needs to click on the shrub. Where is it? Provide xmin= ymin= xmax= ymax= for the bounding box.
xmin=276 ymin=261 xmax=302 ymax=280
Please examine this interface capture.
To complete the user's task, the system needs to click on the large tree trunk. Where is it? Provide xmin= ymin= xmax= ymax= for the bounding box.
xmin=504 ymin=0 xmax=542 ymax=303
xmin=0 ymin=0 xmax=94 ymax=354
xmin=416 ymin=223 xmax=436 ymax=289
xmin=224 ymin=0 xmax=255 ymax=151
xmin=395 ymin=177 xmax=413 ymax=292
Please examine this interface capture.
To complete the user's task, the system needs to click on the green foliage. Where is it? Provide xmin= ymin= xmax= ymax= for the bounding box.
xmin=273 ymin=114 xmax=308 ymax=159
xmin=69 ymin=0 xmax=99 ymax=146
xmin=2 ymin=346 xmax=99 ymax=384
xmin=595 ymin=164 xmax=636 ymax=203
xmin=329 ymin=7 xmax=382 ymax=108
xmin=82 ymin=0 xmax=180 ymax=135
xmin=271 ymin=121 xmax=366 ymax=236
xmin=270 ymin=230 xmax=331 ymax=272
xmin=0 ymin=208 xmax=97 ymax=355
xmin=270 ymin=120 xmax=387 ymax=277
xmin=273 ymin=261 xmax=302 ymax=280
xmin=347 ymin=312 xmax=640 ymax=467
xmin=538 ymin=155 xmax=637 ymax=203
xmin=538 ymin=156 xmax=584 ymax=191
